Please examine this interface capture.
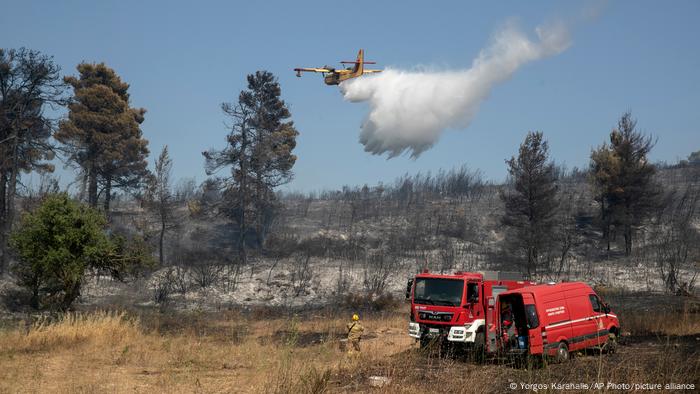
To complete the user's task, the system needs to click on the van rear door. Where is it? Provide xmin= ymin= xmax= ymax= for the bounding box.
xmin=522 ymin=293 xmax=543 ymax=355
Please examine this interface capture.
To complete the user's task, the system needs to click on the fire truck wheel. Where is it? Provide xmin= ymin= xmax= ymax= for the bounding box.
xmin=555 ymin=342 xmax=569 ymax=363
xmin=473 ymin=332 xmax=485 ymax=362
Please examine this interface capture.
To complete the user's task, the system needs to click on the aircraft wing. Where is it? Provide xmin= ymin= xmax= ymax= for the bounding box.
xmin=294 ymin=67 xmax=332 ymax=73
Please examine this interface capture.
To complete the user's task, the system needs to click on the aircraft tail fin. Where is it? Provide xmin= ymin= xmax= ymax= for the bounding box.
xmin=356 ymin=49 xmax=364 ymax=74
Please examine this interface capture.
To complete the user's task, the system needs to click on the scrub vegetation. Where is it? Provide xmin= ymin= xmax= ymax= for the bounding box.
xmin=1 ymin=45 xmax=698 ymax=392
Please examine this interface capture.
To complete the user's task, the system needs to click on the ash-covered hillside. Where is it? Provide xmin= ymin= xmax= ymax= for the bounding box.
xmin=47 ymin=161 xmax=696 ymax=312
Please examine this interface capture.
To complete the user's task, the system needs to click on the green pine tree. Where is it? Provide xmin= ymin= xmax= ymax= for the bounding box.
xmin=0 ymin=48 xmax=66 ymax=272
xmin=501 ymin=131 xmax=559 ymax=276
xmin=203 ymin=71 xmax=298 ymax=266
xmin=589 ymin=112 xmax=660 ymax=256
xmin=55 ymin=63 xmax=149 ymax=212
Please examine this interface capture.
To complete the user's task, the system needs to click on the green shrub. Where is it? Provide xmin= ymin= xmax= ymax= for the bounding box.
xmin=10 ymin=193 xmax=152 ymax=310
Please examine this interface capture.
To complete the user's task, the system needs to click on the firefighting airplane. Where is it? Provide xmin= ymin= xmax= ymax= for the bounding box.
xmin=294 ymin=49 xmax=382 ymax=85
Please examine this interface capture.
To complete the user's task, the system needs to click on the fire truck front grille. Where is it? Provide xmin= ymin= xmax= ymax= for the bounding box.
xmin=418 ymin=312 xmax=454 ymax=322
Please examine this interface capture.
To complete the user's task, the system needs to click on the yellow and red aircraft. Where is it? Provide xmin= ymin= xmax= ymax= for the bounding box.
xmin=294 ymin=49 xmax=382 ymax=85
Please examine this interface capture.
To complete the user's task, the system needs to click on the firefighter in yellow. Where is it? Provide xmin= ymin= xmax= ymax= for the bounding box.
xmin=346 ymin=314 xmax=364 ymax=355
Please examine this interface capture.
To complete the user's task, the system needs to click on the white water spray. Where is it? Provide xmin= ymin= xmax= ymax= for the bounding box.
xmin=340 ymin=21 xmax=571 ymax=158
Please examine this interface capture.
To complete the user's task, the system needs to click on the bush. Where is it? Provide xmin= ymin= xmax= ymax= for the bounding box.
xmin=153 ymin=270 xmax=174 ymax=305
xmin=290 ymin=252 xmax=313 ymax=296
xmin=362 ymin=251 xmax=395 ymax=297
xmin=10 ymin=193 xmax=153 ymax=310
xmin=341 ymin=292 xmax=400 ymax=311
xmin=296 ymin=367 xmax=331 ymax=394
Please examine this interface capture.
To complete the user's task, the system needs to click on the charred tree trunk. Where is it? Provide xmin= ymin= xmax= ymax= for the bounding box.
xmin=2 ymin=137 xmax=20 ymax=273
xmin=88 ymin=161 xmax=98 ymax=208
xmin=61 ymin=280 xmax=82 ymax=311
xmin=159 ymin=212 xmax=166 ymax=265
xmin=103 ymin=175 xmax=112 ymax=213
xmin=0 ymin=172 xmax=6 ymax=273
xmin=255 ymin=174 xmax=263 ymax=249
xmin=601 ymin=195 xmax=611 ymax=251
xmin=238 ymin=125 xmax=248 ymax=268
xmin=624 ymin=200 xmax=632 ymax=256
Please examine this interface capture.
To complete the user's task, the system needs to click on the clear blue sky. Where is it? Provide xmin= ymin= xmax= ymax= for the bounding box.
xmin=2 ymin=0 xmax=699 ymax=192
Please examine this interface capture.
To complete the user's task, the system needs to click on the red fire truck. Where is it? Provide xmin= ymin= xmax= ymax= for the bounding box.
xmin=495 ymin=282 xmax=620 ymax=361
xmin=406 ymin=270 xmax=536 ymax=352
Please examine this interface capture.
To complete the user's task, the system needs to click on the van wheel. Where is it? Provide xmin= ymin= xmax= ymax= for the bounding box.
xmin=555 ymin=342 xmax=569 ymax=363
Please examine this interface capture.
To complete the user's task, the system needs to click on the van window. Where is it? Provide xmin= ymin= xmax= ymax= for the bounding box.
xmin=589 ymin=295 xmax=601 ymax=313
xmin=525 ymin=305 xmax=539 ymax=329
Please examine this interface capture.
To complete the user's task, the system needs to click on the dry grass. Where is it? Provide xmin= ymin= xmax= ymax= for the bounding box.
xmin=0 ymin=295 xmax=698 ymax=393
xmin=0 ymin=309 xmax=412 ymax=393
xmin=1 ymin=312 xmax=139 ymax=354
xmin=618 ymin=303 xmax=700 ymax=337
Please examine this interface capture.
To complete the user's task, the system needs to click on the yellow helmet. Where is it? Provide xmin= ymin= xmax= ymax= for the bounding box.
xmin=352 ymin=314 xmax=359 ymax=321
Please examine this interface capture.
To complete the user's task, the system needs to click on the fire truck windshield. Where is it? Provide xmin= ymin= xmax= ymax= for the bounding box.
xmin=413 ymin=278 xmax=463 ymax=306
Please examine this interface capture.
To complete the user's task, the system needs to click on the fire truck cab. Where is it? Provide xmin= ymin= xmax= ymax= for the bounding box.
xmin=407 ymin=270 xmax=535 ymax=351
xmin=496 ymin=282 xmax=620 ymax=361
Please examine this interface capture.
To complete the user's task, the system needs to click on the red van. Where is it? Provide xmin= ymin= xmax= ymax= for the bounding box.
xmin=495 ymin=282 xmax=619 ymax=362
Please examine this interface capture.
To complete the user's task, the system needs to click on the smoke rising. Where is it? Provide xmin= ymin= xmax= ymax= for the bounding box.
xmin=340 ymin=21 xmax=571 ymax=158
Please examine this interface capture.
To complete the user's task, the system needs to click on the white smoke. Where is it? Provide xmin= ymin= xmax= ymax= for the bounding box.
xmin=340 ymin=21 xmax=572 ymax=158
